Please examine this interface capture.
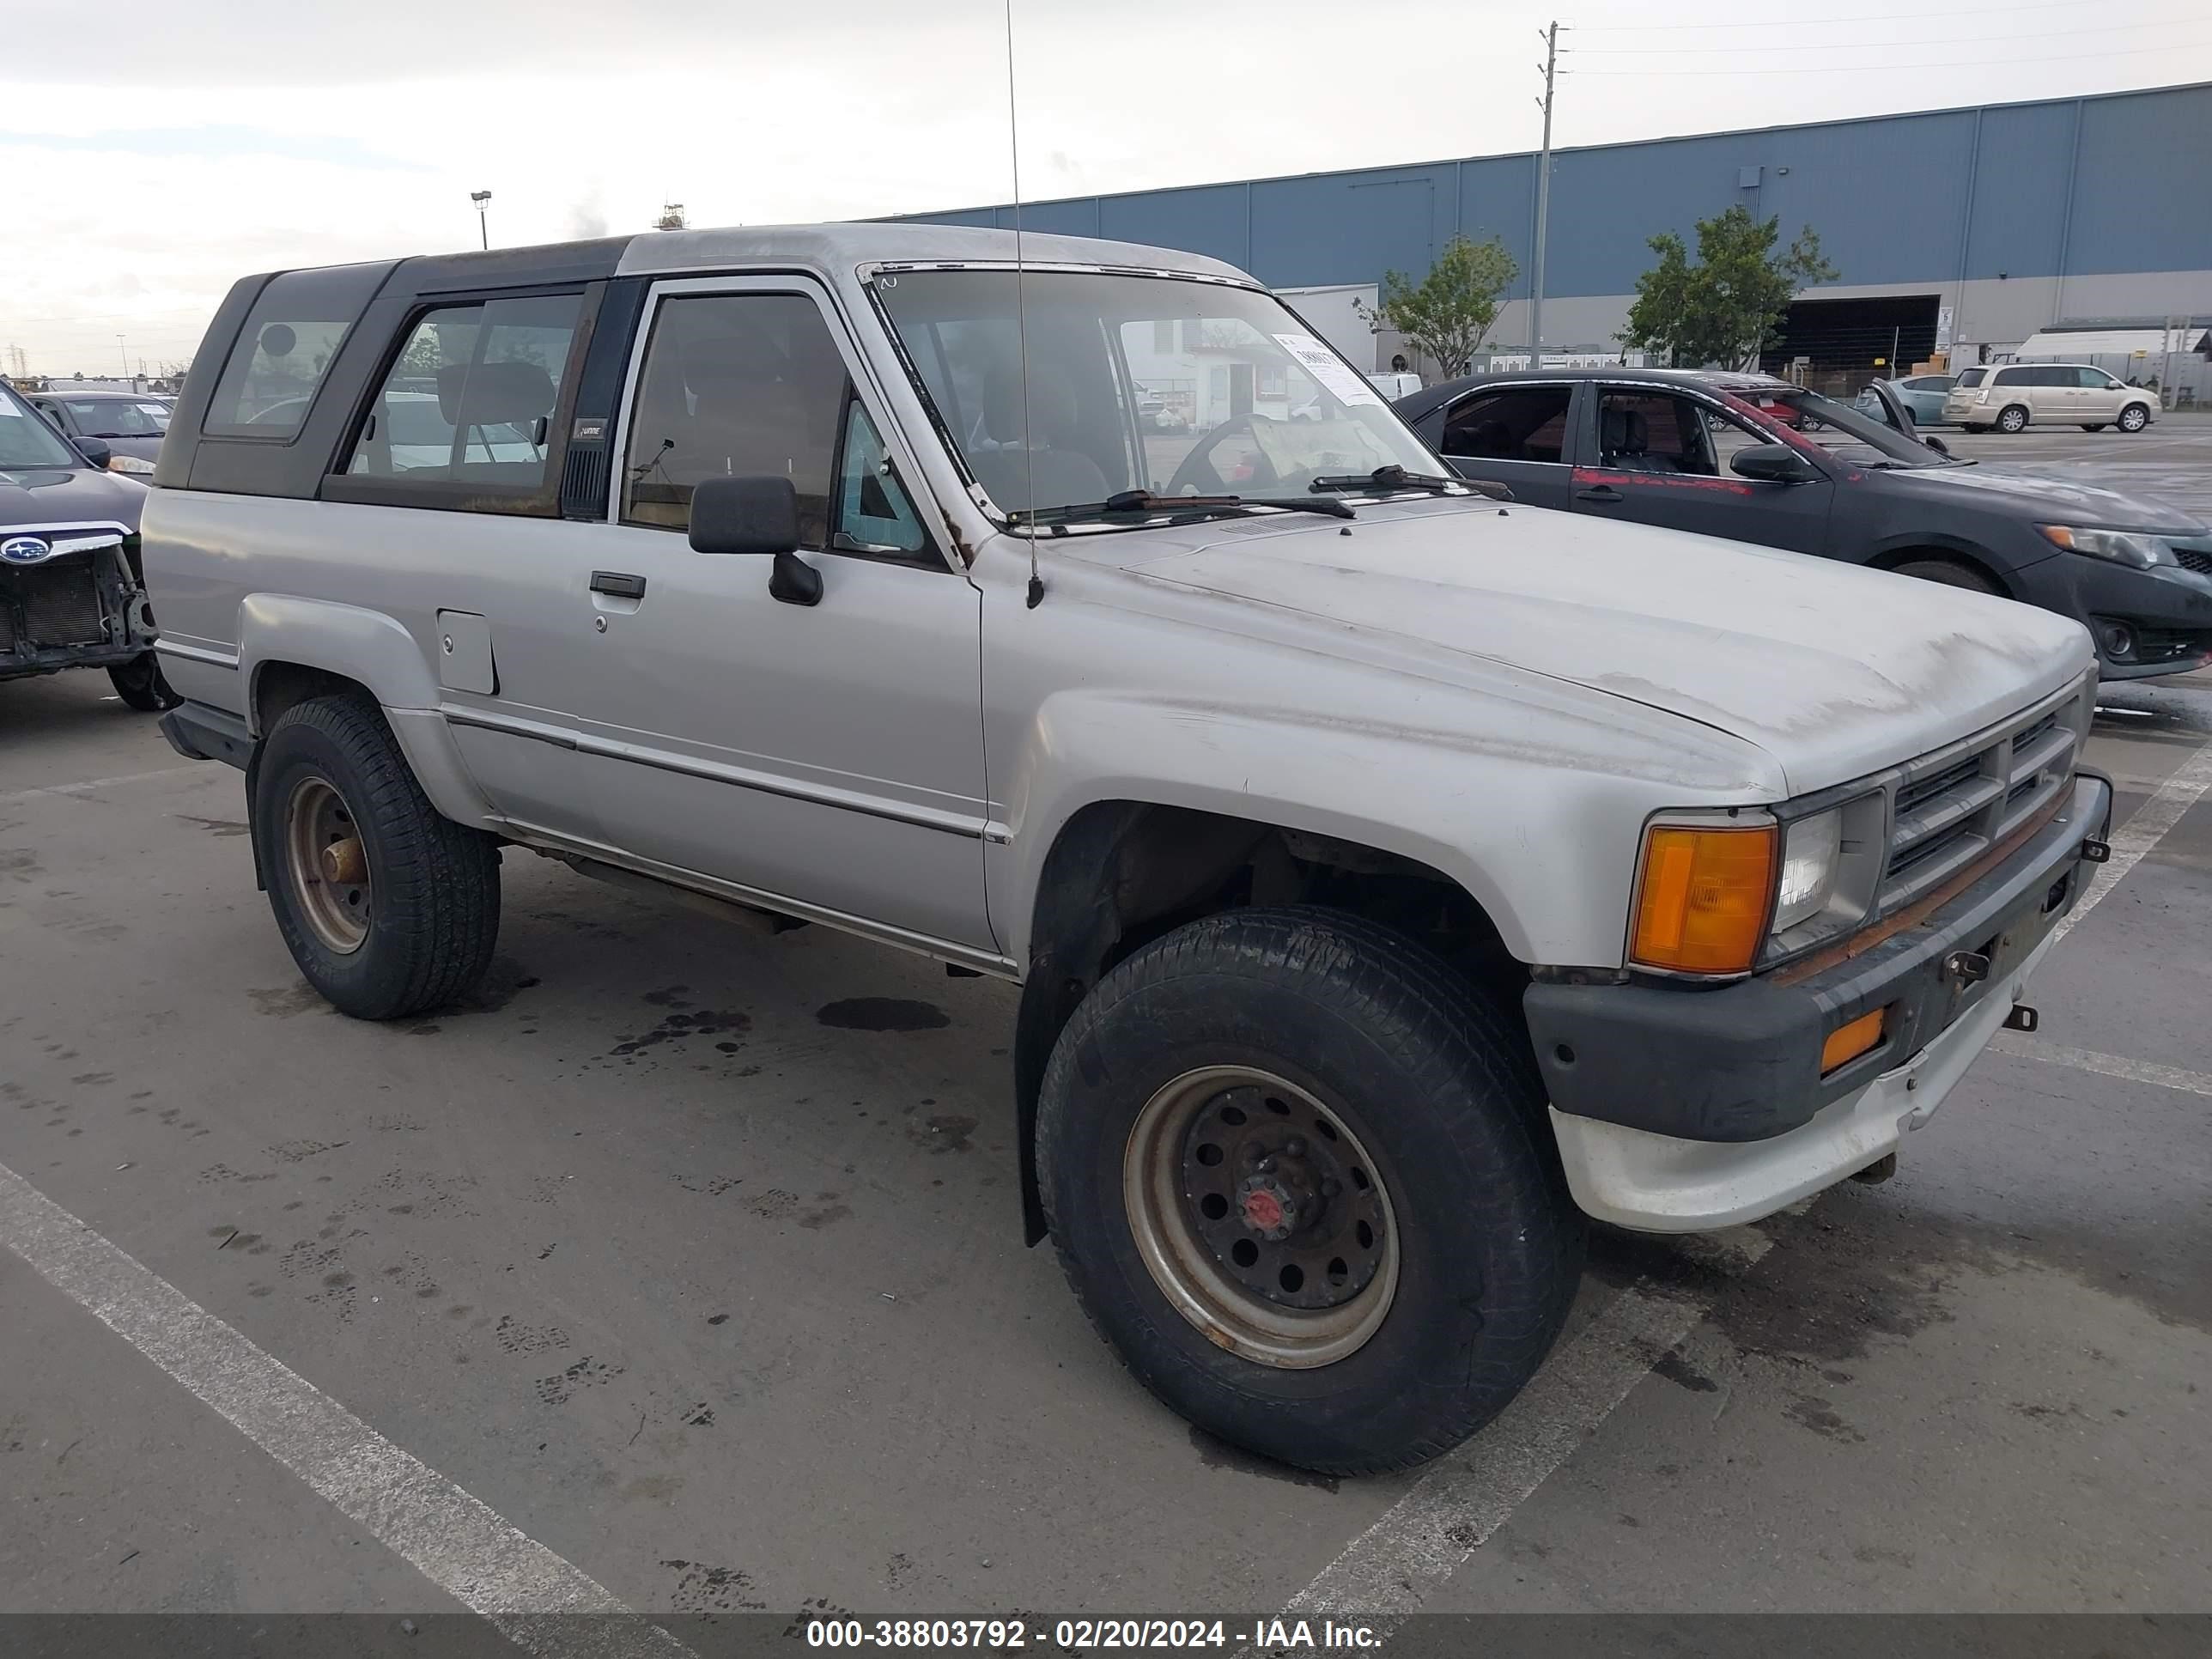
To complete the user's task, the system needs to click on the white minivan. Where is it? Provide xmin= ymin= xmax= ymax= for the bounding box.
xmin=1945 ymin=362 xmax=2159 ymax=434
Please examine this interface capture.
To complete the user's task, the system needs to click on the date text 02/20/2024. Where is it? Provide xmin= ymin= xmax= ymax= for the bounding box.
xmin=803 ymin=1620 xmax=1381 ymax=1650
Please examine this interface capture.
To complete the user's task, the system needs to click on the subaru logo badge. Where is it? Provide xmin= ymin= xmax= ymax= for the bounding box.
xmin=0 ymin=535 xmax=55 ymax=565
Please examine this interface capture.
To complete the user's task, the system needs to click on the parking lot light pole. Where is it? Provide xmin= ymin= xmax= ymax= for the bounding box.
xmin=471 ymin=190 xmax=492 ymax=251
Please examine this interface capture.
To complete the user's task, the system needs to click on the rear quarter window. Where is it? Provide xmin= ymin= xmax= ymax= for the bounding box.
xmin=203 ymin=263 xmax=388 ymax=439
xmin=1956 ymin=368 xmax=1986 ymax=387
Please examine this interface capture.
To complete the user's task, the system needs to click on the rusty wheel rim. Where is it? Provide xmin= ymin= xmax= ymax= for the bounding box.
xmin=1124 ymin=1065 xmax=1399 ymax=1369
xmin=284 ymin=775 xmax=371 ymax=955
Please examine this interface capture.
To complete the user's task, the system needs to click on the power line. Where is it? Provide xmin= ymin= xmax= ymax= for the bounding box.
xmin=1567 ymin=20 xmax=2172 ymax=53
xmin=1571 ymin=41 xmax=2207 ymax=73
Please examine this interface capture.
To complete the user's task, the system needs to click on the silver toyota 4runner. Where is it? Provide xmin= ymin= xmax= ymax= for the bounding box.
xmin=144 ymin=225 xmax=2112 ymax=1474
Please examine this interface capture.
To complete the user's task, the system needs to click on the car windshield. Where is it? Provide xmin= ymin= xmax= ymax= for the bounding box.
xmin=1724 ymin=385 xmax=1950 ymax=468
xmin=873 ymin=269 xmax=1443 ymax=521
xmin=64 ymin=398 xmax=169 ymax=437
xmin=0 ymin=386 xmax=87 ymax=470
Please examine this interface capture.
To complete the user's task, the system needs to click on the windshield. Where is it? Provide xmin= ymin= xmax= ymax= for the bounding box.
xmin=1723 ymin=385 xmax=1949 ymax=468
xmin=0 ymin=386 xmax=87 ymax=470
xmin=873 ymin=269 xmax=1442 ymax=520
xmin=64 ymin=398 xmax=169 ymax=438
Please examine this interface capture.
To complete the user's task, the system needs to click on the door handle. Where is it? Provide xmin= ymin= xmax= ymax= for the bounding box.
xmin=589 ymin=571 xmax=647 ymax=599
xmin=1575 ymin=484 xmax=1623 ymax=503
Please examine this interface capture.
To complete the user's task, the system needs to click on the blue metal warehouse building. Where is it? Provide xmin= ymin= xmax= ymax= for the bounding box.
xmin=907 ymin=81 xmax=2212 ymax=380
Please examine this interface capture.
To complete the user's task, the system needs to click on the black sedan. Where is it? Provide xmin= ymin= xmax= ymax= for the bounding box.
xmin=1395 ymin=367 xmax=2212 ymax=680
xmin=26 ymin=389 xmax=170 ymax=477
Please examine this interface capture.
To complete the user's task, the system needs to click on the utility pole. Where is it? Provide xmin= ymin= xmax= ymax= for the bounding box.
xmin=117 ymin=334 xmax=131 ymax=380
xmin=1529 ymin=21 xmax=1559 ymax=365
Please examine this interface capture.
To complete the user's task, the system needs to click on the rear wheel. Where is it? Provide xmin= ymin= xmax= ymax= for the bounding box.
xmin=1036 ymin=907 xmax=1582 ymax=1475
xmin=107 ymin=652 xmax=179 ymax=712
xmin=2118 ymin=403 xmax=2150 ymax=433
xmin=1891 ymin=558 xmax=2001 ymax=596
xmin=253 ymin=693 xmax=501 ymax=1020
xmin=1996 ymin=404 xmax=2030 ymax=434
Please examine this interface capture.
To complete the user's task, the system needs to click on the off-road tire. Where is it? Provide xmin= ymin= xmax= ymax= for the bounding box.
xmin=1996 ymin=404 xmax=2030 ymax=434
xmin=1036 ymin=906 xmax=1582 ymax=1475
xmin=253 ymin=693 xmax=500 ymax=1020
xmin=1890 ymin=559 xmax=2000 ymax=595
xmin=107 ymin=652 xmax=180 ymax=712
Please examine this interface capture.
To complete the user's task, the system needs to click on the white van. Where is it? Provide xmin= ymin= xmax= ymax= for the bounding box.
xmin=1945 ymin=362 xmax=2159 ymax=434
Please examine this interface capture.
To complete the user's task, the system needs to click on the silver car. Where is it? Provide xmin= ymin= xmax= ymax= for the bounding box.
xmin=143 ymin=224 xmax=2110 ymax=1474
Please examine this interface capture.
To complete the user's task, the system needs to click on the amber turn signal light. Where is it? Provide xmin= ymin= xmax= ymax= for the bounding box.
xmin=1820 ymin=1006 xmax=1887 ymax=1074
xmin=1630 ymin=823 xmax=1777 ymax=975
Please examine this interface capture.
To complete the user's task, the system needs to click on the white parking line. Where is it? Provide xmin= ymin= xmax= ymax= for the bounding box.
xmin=0 ymin=1160 xmax=692 ymax=1658
xmin=2051 ymin=738 xmax=2212 ymax=948
xmin=1247 ymin=1230 xmax=1774 ymax=1648
xmin=0 ymin=763 xmax=205 ymax=805
xmin=1990 ymin=1034 xmax=2212 ymax=1099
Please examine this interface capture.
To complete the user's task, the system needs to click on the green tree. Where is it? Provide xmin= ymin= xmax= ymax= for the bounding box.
xmin=1358 ymin=234 xmax=1519 ymax=379
xmin=1620 ymin=205 xmax=1839 ymax=370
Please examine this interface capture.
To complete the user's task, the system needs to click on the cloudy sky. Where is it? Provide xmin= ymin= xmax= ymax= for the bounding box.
xmin=3 ymin=0 xmax=2202 ymax=374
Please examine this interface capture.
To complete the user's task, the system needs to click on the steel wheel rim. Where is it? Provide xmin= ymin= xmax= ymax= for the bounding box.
xmin=1124 ymin=1065 xmax=1400 ymax=1370
xmin=284 ymin=776 xmax=371 ymax=955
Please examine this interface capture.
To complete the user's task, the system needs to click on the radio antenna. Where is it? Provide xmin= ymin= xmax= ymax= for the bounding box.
xmin=1006 ymin=0 xmax=1043 ymax=607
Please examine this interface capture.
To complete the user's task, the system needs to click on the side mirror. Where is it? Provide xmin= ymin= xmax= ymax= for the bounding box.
xmin=1730 ymin=444 xmax=1818 ymax=485
xmin=1924 ymin=434 xmax=1951 ymax=456
xmin=76 ymin=438 xmax=112 ymax=470
xmin=688 ymin=474 xmax=820 ymax=606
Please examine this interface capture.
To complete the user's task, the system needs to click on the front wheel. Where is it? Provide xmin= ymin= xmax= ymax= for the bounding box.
xmin=1891 ymin=558 xmax=2001 ymax=595
xmin=253 ymin=693 xmax=501 ymax=1020
xmin=2118 ymin=404 xmax=2150 ymax=433
xmin=1996 ymin=404 xmax=2030 ymax=434
xmin=107 ymin=652 xmax=180 ymax=712
xmin=1036 ymin=907 xmax=1582 ymax=1475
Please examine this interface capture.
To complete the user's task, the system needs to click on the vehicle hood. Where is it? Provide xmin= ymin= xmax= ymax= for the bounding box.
xmin=1875 ymin=461 xmax=2207 ymax=533
xmin=1122 ymin=501 xmax=2092 ymax=796
xmin=0 ymin=465 xmax=147 ymax=531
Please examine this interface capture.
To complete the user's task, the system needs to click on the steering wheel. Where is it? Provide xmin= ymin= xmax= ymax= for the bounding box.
xmin=1165 ymin=412 xmax=1284 ymax=496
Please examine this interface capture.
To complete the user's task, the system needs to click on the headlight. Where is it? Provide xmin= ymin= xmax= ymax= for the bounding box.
xmin=106 ymin=454 xmax=157 ymax=476
xmin=2039 ymin=525 xmax=2173 ymax=569
xmin=1773 ymin=809 xmax=1842 ymax=933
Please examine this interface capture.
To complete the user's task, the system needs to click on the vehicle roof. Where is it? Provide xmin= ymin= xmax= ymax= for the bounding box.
xmin=1395 ymin=366 xmax=1791 ymax=422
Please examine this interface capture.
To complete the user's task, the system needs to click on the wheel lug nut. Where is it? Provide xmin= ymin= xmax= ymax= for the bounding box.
xmin=1285 ymin=1137 xmax=1305 ymax=1156
xmin=1257 ymin=1155 xmax=1276 ymax=1172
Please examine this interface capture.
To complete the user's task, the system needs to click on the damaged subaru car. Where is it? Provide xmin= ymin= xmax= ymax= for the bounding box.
xmin=2 ymin=380 xmax=175 ymax=709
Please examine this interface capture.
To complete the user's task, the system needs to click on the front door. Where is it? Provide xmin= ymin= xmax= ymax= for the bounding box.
xmin=1431 ymin=381 xmax=1578 ymax=510
xmin=2074 ymin=366 xmax=2126 ymax=422
xmin=570 ymin=278 xmax=994 ymax=954
xmin=1570 ymin=387 xmax=1834 ymax=555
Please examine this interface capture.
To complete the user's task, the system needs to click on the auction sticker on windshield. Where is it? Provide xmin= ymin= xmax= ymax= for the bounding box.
xmin=1273 ymin=333 xmax=1381 ymax=406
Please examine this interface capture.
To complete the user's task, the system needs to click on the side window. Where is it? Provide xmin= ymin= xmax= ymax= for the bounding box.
xmin=622 ymin=293 xmax=845 ymax=544
xmin=1696 ymin=402 xmax=1783 ymax=471
xmin=1440 ymin=386 xmax=1571 ymax=463
xmin=833 ymin=401 xmax=928 ymax=557
xmin=1993 ymin=367 xmax=2027 ymax=387
xmin=31 ymin=399 xmax=70 ymax=432
xmin=204 ymin=262 xmax=387 ymax=438
xmin=1595 ymin=392 xmax=1717 ymax=476
xmin=343 ymin=293 xmax=582 ymax=492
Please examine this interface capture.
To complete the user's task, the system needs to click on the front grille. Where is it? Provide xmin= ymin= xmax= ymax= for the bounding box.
xmin=2 ymin=556 xmax=108 ymax=649
xmin=2131 ymin=625 xmax=2209 ymax=665
xmin=1878 ymin=682 xmax=2087 ymax=913
xmin=2176 ymin=547 xmax=2212 ymax=574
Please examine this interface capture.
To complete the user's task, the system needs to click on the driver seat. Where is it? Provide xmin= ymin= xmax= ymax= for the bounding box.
xmin=968 ymin=363 xmax=1110 ymax=513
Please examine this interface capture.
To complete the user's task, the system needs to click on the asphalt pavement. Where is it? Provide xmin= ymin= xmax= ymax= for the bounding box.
xmin=3 ymin=425 xmax=2209 ymax=1635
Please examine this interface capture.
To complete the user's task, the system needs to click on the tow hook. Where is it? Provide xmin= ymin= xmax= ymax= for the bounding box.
xmin=1943 ymin=950 xmax=1991 ymax=985
xmin=2080 ymin=837 xmax=2111 ymax=864
xmin=2002 ymin=1004 xmax=2040 ymax=1033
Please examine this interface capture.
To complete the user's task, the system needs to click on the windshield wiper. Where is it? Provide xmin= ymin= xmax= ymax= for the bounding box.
xmin=1009 ymin=489 xmax=1355 ymax=528
xmin=1310 ymin=464 xmax=1470 ymax=497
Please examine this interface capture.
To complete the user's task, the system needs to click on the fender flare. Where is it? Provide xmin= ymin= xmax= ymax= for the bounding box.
xmin=235 ymin=594 xmax=498 ymax=831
